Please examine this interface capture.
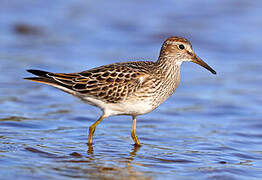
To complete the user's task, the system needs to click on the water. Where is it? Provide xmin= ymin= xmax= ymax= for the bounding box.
xmin=1 ymin=0 xmax=262 ymax=179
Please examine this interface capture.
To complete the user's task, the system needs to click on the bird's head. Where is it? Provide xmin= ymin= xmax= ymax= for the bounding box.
xmin=159 ymin=36 xmax=216 ymax=74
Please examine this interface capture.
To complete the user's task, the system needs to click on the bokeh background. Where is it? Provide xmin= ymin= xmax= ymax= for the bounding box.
xmin=1 ymin=0 xmax=262 ymax=179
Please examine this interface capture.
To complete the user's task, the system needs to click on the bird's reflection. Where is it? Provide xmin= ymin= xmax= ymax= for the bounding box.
xmin=87 ymin=143 xmax=141 ymax=162
xmin=129 ymin=145 xmax=141 ymax=160
xmin=84 ymin=143 xmax=149 ymax=178
xmin=127 ymin=144 xmax=141 ymax=166
xmin=87 ymin=143 xmax=94 ymax=155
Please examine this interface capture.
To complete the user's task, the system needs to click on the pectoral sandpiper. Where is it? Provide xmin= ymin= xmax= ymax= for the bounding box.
xmin=25 ymin=36 xmax=216 ymax=146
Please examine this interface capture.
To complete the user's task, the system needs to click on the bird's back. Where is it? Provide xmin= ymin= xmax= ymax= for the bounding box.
xmin=26 ymin=61 xmax=155 ymax=99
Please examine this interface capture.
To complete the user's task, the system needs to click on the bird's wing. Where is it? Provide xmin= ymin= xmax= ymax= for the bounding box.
xmin=25 ymin=62 xmax=154 ymax=103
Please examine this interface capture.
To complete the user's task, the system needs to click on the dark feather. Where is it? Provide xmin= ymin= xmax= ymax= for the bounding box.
xmin=26 ymin=69 xmax=50 ymax=78
xmin=24 ymin=77 xmax=56 ymax=85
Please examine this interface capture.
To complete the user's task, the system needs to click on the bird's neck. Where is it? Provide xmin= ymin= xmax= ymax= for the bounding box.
xmin=156 ymin=56 xmax=181 ymax=79
xmin=148 ymin=56 xmax=181 ymax=107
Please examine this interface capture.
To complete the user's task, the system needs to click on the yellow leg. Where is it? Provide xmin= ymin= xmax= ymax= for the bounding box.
xmin=88 ymin=114 xmax=105 ymax=145
xmin=131 ymin=116 xmax=141 ymax=146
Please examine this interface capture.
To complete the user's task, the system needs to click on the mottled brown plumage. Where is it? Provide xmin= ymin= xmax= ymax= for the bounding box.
xmin=25 ymin=36 xmax=216 ymax=146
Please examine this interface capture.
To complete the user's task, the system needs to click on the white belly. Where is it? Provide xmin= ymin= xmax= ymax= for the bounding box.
xmin=83 ymin=96 xmax=154 ymax=117
xmin=106 ymin=100 xmax=154 ymax=116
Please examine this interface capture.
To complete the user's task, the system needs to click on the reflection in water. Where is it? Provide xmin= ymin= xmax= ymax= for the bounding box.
xmin=87 ymin=144 xmax=94 ymax=155
xmin=128 ymin=145 xmax=141 ymax=163
xmin=23 ymin=145 xmax=149 ymax=179
xmin=84 ymin=143 xmax=148 ymax=179
xmin=87 ymin=143 xmax=141 ymax=165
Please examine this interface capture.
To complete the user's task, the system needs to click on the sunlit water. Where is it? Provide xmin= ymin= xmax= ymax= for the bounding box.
xmin=1 ymin=0 xmax=262 ymax=179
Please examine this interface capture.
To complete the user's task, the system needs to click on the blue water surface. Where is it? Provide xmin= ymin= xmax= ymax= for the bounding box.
xmin=0 ymin=0 xmax=262 ymax=179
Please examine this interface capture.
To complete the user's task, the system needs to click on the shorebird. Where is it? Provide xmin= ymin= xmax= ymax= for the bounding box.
xmin=25 ymin=36 xmax=216 ymax=146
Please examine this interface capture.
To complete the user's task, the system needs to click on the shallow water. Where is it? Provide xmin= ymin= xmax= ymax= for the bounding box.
xmin=1 ymin=0 xmax=262 ymax=179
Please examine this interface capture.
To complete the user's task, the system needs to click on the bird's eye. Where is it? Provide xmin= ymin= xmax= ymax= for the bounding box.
xmin=178 ymin=44 xmax=185 ymax=50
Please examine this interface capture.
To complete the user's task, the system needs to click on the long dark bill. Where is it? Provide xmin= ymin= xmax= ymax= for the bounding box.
xmin=192 ymin=56 xmax=216 ymax=74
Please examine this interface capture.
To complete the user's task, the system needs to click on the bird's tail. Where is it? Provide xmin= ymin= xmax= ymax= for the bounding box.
xmin=24 ymin=69 xmax=57 ymax=85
